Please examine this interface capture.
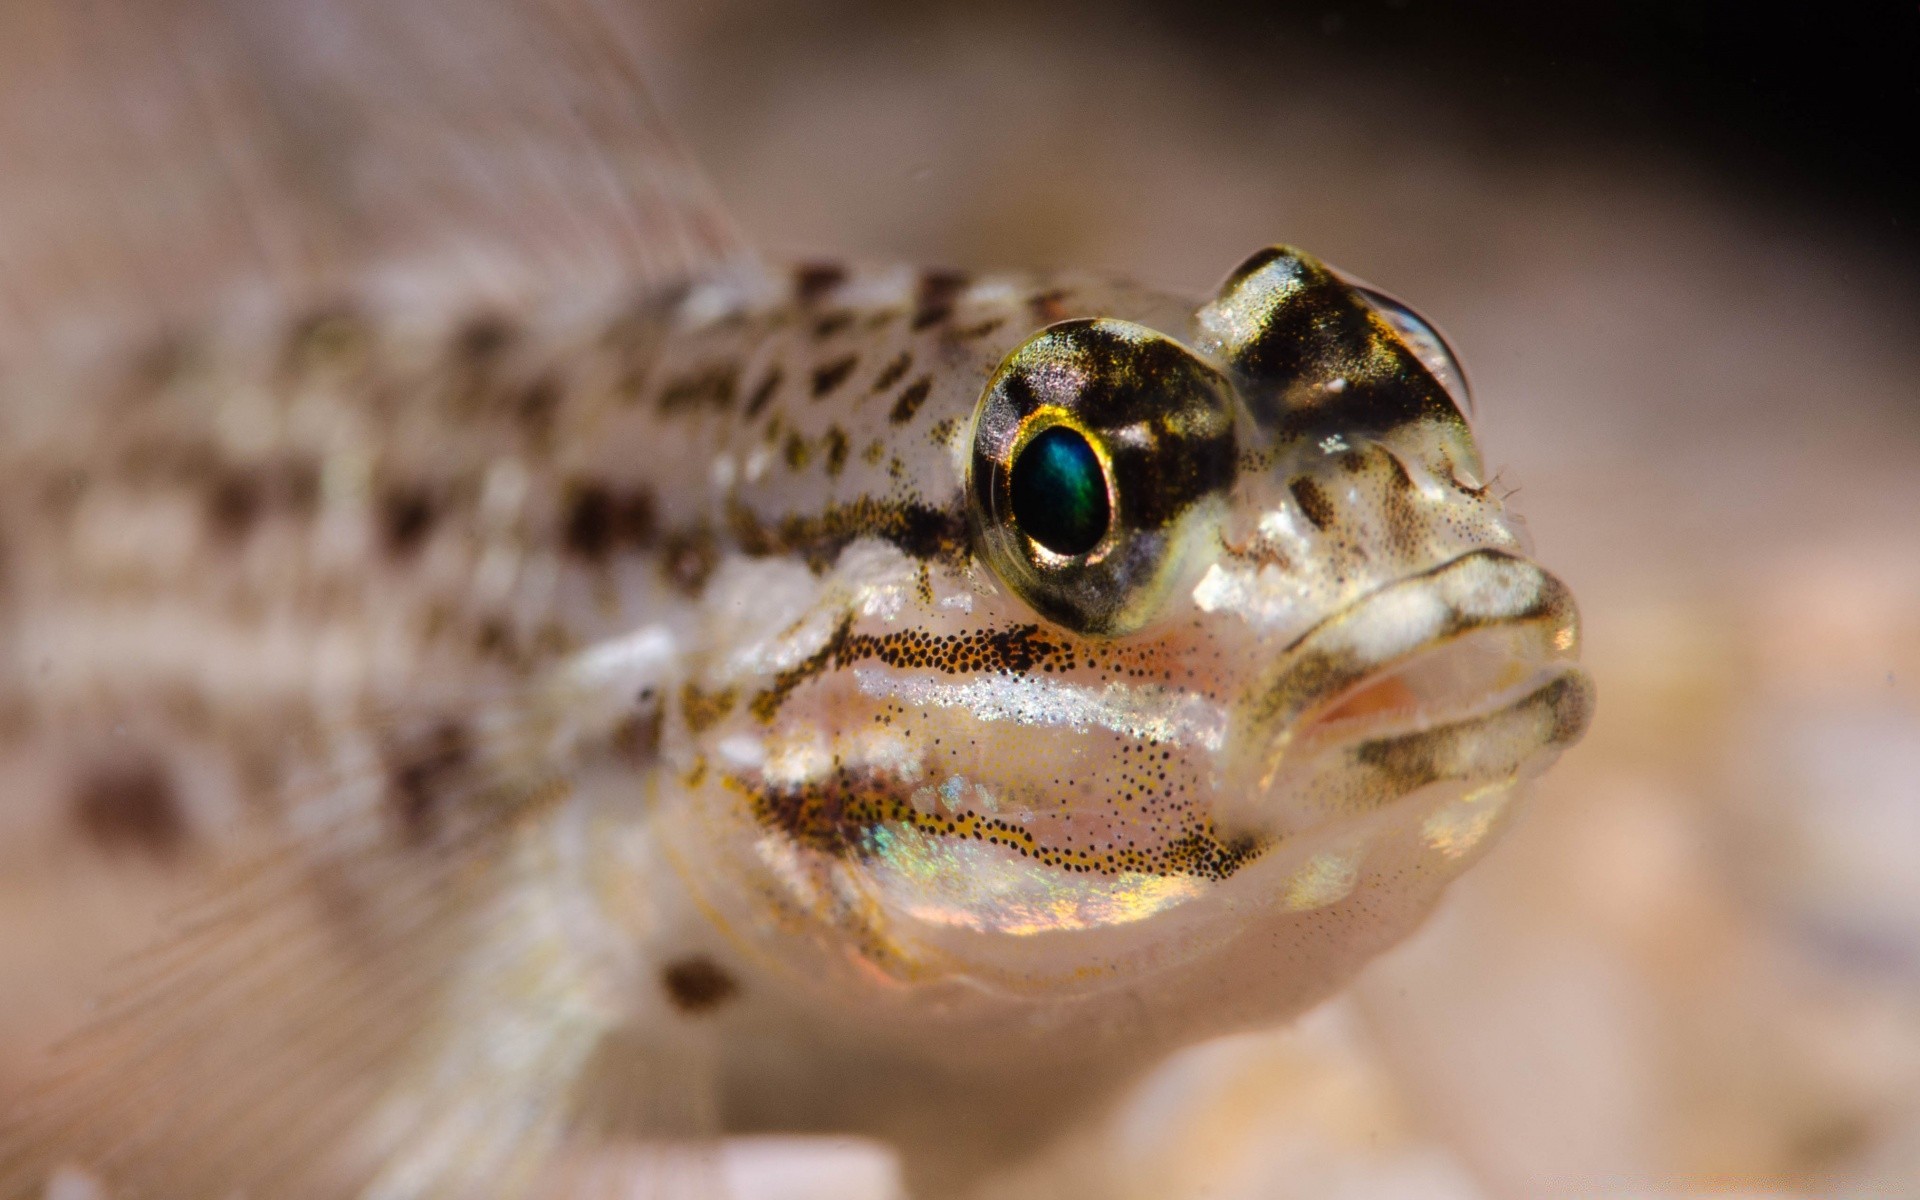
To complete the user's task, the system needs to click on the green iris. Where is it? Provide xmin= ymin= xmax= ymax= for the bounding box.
xmin=1010 ymin=426 xmax=1110 ymax=556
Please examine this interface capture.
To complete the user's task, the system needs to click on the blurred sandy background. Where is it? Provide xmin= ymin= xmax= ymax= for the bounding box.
xmin=632 ymin=3 xmax=1920 ymax=1196
xmin=0 ymin=2 xmax=1915 ymax=1197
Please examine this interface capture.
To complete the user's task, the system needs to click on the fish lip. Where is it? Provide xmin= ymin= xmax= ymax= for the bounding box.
xmin=1237 ymin=549 xmax=1588 ymax=792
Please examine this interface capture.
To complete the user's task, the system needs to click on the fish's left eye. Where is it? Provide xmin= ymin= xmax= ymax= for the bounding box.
xmin=969 ymin=318 xmax=1238 ymax=636
xmin=1354 ymin=286 xmax=1472 ymax=412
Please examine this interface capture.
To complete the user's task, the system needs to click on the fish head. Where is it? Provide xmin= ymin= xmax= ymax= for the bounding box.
xmin=660 ymin=247 xmax=1592 ymax=1059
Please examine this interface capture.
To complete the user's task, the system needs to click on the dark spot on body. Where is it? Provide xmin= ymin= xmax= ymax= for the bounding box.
xmin=516 ymin=374 xmax=561 ymax=441
xmin=455 ymin=313 xmax=517 ymax=364
xmin=889 ymin=377 xmax=932 ymax=425
xmin=823 ymin=427 xmax=850 ymax=476
xmin=811 ymin=355 xmax=858 ymax=398
xmin=564 ymin=483 xmax=657 ymax=560
xmin=73 ymin=757 xmax=187 ymax=859
xmin=783 ymin=431 xmax=812 ymax=470
xmin=388 ymin=722 xmax=471 ymax=844
xmin=1290 ymin=477 xmax=1335 ymax=530
xmin=382 ymin=487 xmax=436 ymax=556
xmin=743 ymin=369 xmax=783 ymax=418
xmin=774 ymin=498 xmax=966 ymax=573
xmin=793 ymin=262 xmax=847 ymax=304
xmin=912 ymin=270 xmax=969 ymax=330
xmin=207 ymin=472 xmax=263 ymax=541
xmin=811 ymin=311 xmax=854 ymax=339
xmin=871 ymin=352 xmax=913 ymax=393
xmin=658 ymin=364 xmax=739 ymax=414
xmin=662 ymin=956 xmax=739 ymax=1014
xmin=955 ymin=317 xmax=1005 ymax=340
xmin=475 ymin=617 xmax=515 ymax=661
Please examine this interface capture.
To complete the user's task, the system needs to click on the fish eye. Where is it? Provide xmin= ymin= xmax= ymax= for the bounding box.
xmin=1009 ymin=425 xmax=1111 ymax=557
xmin=1354 ymin=286 xmax=1472 ymax=412
xmin=969 ymin=318 xmax=1237 ymax=636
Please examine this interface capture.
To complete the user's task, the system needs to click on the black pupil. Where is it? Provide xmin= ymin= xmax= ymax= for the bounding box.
xmin=1009 ymin=426 xmax=1110 ymax=556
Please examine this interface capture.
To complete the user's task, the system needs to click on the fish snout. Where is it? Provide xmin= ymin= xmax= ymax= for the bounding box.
xmin=1224 ymin=550 xmax=1593 ymax=840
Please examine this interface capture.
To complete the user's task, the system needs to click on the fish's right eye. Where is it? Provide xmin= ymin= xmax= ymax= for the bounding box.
xmin=968 ymin=318 xmax=1237 ymax=636
xmin=1009 ymin=425 xmax=1111 ymax=557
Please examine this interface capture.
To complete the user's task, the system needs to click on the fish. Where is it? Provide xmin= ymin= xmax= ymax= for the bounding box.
xmin=0 ymin=0 xmax=1593 ymax=1196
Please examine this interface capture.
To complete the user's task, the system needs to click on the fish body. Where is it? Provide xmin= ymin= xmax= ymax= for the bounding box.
xmin=0 ymin=246 xmax=1589 ymax=1195
xmin=0 ymin=2 xmax=1590 ymax=1192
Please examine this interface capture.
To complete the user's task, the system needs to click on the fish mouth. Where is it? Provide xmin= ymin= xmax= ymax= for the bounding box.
xmin=1231 ymin=550 xmax=1593 ymax=835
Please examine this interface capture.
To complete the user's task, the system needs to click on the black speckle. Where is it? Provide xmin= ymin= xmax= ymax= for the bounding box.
xmin=74 ymin=757 xmax=187 ymax=859
xmin=661 ymin=956 xmax=739 ymax=1014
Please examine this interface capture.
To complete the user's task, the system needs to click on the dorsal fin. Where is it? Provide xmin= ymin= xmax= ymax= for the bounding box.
xmin=0 ymin=0 xmax=756 ymax=362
